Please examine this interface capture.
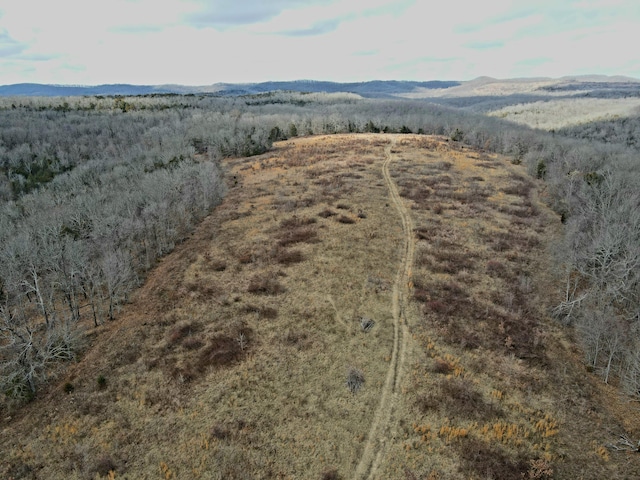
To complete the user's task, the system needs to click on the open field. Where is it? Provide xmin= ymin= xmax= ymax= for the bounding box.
xmin=487 ymin=97 xmax=640 ymax=130
xmin=2 ymin=134 xmax=639 ymax=479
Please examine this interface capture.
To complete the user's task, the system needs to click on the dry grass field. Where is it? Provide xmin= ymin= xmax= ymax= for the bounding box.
xmin=2 ymin=134 xmax=639 ymax=479
xmin=487 ymin=97 xmax=640 ymax=130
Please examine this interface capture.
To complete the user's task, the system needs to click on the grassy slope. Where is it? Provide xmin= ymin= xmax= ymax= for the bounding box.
xmin=487 ymin=97 xmax=640 ymax=130
xmin=1 ymin=134 xmax=639 ymax=479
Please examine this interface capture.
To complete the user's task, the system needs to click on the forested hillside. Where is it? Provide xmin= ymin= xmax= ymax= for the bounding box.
xmin=1 ymin=89 xmax=639 ymax=406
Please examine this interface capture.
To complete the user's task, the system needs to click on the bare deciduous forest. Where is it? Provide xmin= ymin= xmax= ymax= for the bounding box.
xmin=0 ymin=84 xmax=639 ymax=477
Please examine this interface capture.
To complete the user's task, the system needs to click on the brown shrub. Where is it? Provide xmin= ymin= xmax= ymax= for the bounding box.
xmin=318 ymin=209 xmax=336 ymax=218
xmin=439 ymin=377 xmax=502 ymax=420
xmin=400 ymin=186 xmax=432 ymax=205
xmin=486 ymin=259 xmax=509 ymax=278
xmin=455 ymin=438 xmax=530 ymax=480
xmin=413 ymin=286 xmax=430 ymax=303
xmin=422 ymin=175 xmax=453 ymax=187
xmin=167 ymin=322 xmax=199 ymax=348
xmin=259 ymin=307 xmax=278 ymax=319
xmin=92 ymin=454 xmax=119 ymax=477
xmin=427 ymin=300 xmax=448 ymax=313
xmin=280 ymin=216 xmax=317 ymax=229
xmin=207 ymin=258 xmax=227 ymax=271
xmin=477 ymin=161 xmax=500 ymax=169
xmin=210 ymin=423 xmax=231 ymax=440
xmin=336 ymin=215 xmax=356 ymax=224
xmin=415 ymin=280 xmax=470 ymax=317
xmin=167 ymin=325 xmax=189 ymax=346
xmin=498 ymin=203 xmax=539 ymax=218
xmin=182 ymin=337 xmax=205 ymax=350
xmin=430 ymin=250 xmax=476 ymax=274
xmin=195 ymin=328 xmax=252 ymax=372
xmin=449 ymin=184 xmax=493 ymax=204
xmin=414 ymin=224 xmax=441 ymax=240
xmin=274 ymin=248 xmax=305 ymax=265
xmin=321 ymin=467 xmax=342 ymax=480
xmin=416 ymin=377 xmax=502 ymax=418
xmin=277 ymin=226 xmax=318 ymax=247
xmin=283 ymin=330 xmax=312 ymax=350
xmin=241 ymin=304 xmax=278 ymax=319
xmin=432 ymin=161 xmax=453 ymax=171
xmin=433 ymin=358 xmax=454 ymax=374
xmin=237 ymin=250 xmax=256 ymax=264
xmin=502 ymin=181 xmax=533 ymax=197
xmin=247 ymin=274 xmax=285 ymax=295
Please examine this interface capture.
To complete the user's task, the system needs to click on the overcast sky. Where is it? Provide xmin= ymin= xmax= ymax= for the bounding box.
xmin=1 ymin=0 xmax=639 ymax=85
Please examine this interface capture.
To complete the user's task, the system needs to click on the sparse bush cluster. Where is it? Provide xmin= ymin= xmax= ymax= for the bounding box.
xmin=416 ymin=376 xmax=504 ymax=423
xmin=346 ymin=367 xmax=365 ymax=393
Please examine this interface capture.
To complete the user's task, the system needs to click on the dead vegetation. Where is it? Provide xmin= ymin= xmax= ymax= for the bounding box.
xmin=0 ymin=134 xmax=638 ymax=479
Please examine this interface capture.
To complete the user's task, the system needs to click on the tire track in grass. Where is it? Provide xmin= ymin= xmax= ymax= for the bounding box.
xmin=355 ymin=138 xmax=414 ymax=479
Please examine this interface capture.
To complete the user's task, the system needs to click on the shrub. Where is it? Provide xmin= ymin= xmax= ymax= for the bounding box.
xmin=63 ymin=382 xmax=74 ymax=394
xmin=182 ymin=337 xmax=205 ymax=350
xmin=337 ymin=215 xmax=356 ymax=224
xmin=247 ymin=274 xmax=285 ymax=295
xmin=451 ymin=128 xmax=464 ymax=142
xmin=502 ymin=181 xmax=533 ymax=197
xmin=283 ymin=330 xmax=312 ymax=350
xmin=439 ymin=377 xmax=502 ymax=420
xmin=277 ymin=226 xmax=318 ymax=247
xmin=167 ymin=322 xmax=196 ymax=347
xmin=486 ymin=259 xmax=508 ymax=277
xmin=275 ymin=248 xmax=305 ymax=265
xmin=433 ymin=358 xmax=453 ymax=374
xmin=237 ymin=250 xmax=256 ymax=264
xmin=195 ymin=332 xmax=248 ymax=372
xmin=280 ymin=216 xmax=316 ymax=229
xmin=430 ymin=250 xmax=476 ymax=274
xmin=321 ymin=467 xmax=342 ymax=480
xmin=97 ymin=375 xmax=107 ymax=389
xmin=93 ymin=454 xmax=118 ymax=477
xmin=209 ymin=259 xmax=227 ymax=271
xmin=241 ymin=304 xmax=278 ymax=319
xmin=346 ymin=367 xmax=365 ymax=393
xmin=455 ymin=439 xmax=529 ymax=479
xmin=318 ymin=209 xmax=336 ymax=218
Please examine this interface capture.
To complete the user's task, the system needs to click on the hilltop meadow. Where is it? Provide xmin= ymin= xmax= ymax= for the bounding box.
xmin=1 ymin=78 xmax=639 ymax=478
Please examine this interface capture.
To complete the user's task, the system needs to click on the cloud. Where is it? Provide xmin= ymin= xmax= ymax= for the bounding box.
xmin=109 ymin=24 xmax=166 ymax=34
xmin=516 ymin=57 xmax=552 ymax=67
xmin=0 ymin=30 xmax=26 ymax=58
xmin=1 ymin=0 xmax=640 ymax=85
xmin=185 ymin=0 xmax=330 ymax=29
xmin=466 ymin=40 xmax=505 ymax=50
xmin=279 ymin=18 xmax=342 ymax=36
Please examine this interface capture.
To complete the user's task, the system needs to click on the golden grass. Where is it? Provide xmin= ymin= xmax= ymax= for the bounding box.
xmin=1 ymin=134 xmax=639 ymax=479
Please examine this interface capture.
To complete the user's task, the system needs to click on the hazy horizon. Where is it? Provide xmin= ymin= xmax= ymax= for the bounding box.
xmin=1 ymin=0 xmax=640 ymax=86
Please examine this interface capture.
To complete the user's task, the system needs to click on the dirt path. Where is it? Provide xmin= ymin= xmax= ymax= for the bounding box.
xmin=354 ymin=138 xmax=415 ymax=479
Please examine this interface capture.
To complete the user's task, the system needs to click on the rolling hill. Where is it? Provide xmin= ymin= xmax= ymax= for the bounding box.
xmin=2 ymin=134 xmax=638 ymax=479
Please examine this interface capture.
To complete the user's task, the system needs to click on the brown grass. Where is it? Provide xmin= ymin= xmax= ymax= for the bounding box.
xmin=247 ymin=273 xmax=286 ymax=295
xmin=1 ymin=134 xmax=637 ymax=480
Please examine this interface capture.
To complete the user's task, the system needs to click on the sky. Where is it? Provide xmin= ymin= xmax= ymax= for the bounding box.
xmin=0 ymin=0 xmax=639 ymax=85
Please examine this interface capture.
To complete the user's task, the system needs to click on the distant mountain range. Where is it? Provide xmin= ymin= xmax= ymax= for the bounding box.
xmin=0 ymin=80 xmax=460 ymax=98
xmin=2 ymin=76 xmax=639 ymax=99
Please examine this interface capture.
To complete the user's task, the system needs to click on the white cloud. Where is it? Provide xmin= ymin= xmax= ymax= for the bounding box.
xmin=0 ymin=0 xmax=639 ymax=84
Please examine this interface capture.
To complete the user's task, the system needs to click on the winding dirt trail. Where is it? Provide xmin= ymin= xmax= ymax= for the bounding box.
xmin=354 ymin=138 xmax=415 ymax=479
